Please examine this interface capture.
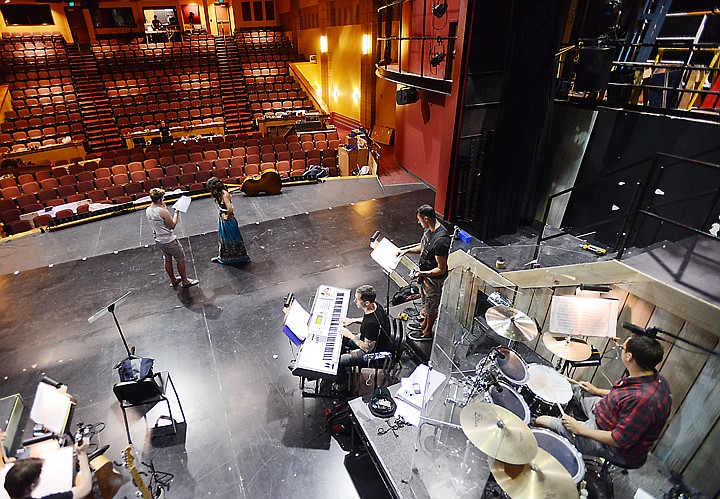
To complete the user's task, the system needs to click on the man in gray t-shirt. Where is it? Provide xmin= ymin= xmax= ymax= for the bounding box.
xmin=145 ymin=188 xmax=198 ymax=288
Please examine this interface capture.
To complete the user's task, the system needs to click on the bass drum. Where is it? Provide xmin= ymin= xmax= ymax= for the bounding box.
xmin=484 ymin=382 xmax=531 ymax=425
xmin=531 ymin=428 xmax=585 ymax=484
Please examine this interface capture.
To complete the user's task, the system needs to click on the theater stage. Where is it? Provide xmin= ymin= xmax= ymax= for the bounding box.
xmin=0 ymin=178 xmax=430 ymax=499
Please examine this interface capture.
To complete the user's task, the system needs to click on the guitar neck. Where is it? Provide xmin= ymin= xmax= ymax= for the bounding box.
xmin=123 ymin=446 xmax=152 ymax=499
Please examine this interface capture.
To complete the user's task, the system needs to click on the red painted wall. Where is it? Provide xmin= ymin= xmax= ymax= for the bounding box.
xmin=392 ymin=0 xmax=467 ymax=218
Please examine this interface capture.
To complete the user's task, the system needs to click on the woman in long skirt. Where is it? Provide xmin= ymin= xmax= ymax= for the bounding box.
xmin=208 ymin=177 xmax=250 ymax=264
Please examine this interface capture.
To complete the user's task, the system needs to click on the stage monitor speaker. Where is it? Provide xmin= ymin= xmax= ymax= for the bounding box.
xmin=574 ymin=46 xmax=617 ymax=92
xmin=396 ymin=88 xmax=419 ymax=105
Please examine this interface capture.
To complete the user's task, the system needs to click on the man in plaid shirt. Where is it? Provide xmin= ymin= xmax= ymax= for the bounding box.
xmin=536 ymin=334 xmax=672 ymax=467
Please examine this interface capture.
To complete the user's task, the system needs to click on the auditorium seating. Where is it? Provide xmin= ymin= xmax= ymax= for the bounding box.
xmin=0 ymin=28 xmax=345 ymax=237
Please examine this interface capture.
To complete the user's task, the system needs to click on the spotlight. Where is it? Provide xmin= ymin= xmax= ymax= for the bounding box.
xmin=432 ymin=0 xmax=447 ymax=18
xmin=430 ymin=51 xmax=445 ymax=67
xmin=602 ymin=0 xmax=622 ymax=17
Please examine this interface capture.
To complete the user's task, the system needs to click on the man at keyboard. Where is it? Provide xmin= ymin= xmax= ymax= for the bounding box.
xmin=3 ymin=439 xmax=92 ymax=499
xmin=334 ymin=285 xmax=392 ymax=392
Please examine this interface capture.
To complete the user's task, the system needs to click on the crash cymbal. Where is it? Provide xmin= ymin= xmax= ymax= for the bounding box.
xmin=485 ymin=306 xmax=538 ymax=342
xmin=542 ymin=332 xmax=592 ymax=361
xmin=460 ymin=400 xmax=538 ymax=465
xmin=491 ymin=448 xmax=578 ymax=499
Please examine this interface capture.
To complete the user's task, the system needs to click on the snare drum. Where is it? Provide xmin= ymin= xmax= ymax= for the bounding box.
xmin=522 ymin=364 xmax=572 ymax=417
xmin=484 ymin=382 xmax=531 ymax=424
xmin=531 ymin=428 xmax=585 ymax=483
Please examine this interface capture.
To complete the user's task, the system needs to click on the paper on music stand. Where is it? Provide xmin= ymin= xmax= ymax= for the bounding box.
xmin=30 ymin=383 xmax=74 ymax=435
xmin=0 ymin=446 xmax=74 ymax=499
xmin=548 ymin=295 xmax=619 ymax=337
xmin=370 ymin=237 xmax=401 ymax=273
xmin=283 ymin=300 xmax=310 ymax=346
xmin=31 ymin=446 xmax=74 ymax=497
xmin=173 ymin=195 xmax=192 ymax=213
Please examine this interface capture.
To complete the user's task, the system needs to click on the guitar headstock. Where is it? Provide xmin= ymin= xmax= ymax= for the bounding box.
xmin=122 ymin=445 xmax=136 ymax=469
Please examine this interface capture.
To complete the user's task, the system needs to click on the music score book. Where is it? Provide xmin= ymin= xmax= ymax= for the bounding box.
xmin=548 ymin=295 xmax=619 ymax=337
xmin=29 ymin=382 xmax=74 ymax=436
xmin=283 ymin=300 xmax=310 ymax=346
xmin=370 ymin=237 xmax=401 ymax=273
xmin=0 ymin=446 xmax=74 ymax=499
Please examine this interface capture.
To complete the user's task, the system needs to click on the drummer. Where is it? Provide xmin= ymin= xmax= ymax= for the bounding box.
xmin=534 ymin=334 xmax=671 ymax=468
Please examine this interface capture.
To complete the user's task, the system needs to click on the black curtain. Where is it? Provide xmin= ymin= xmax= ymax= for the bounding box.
xmin=472 ymin=0 xmax=570 ymax=240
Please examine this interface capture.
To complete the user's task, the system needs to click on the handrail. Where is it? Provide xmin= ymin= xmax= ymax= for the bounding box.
xmin=534 ymin=152 xmax=720 ymax=261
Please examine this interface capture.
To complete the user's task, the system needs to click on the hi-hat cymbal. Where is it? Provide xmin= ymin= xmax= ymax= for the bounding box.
xmin=542 ymin=332 xmax=592 ymax=361
xmin=460 ymin=400 xmax=538 ymax=465
xmin=485 ymin=306 xmax=538 ymax=342
xmin=491 ymin=448 xmax=578 ymax=499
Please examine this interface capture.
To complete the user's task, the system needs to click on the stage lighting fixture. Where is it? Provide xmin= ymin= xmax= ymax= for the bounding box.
xmin=430 ymin=51 xmax=446 ymax=67
xmin=602 ymin=0 xmax=622 ymax=18
xmin=432 ymin=0 xmax=447 ymax=18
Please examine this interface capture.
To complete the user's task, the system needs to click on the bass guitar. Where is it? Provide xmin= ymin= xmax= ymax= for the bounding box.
xmin=122 ymin=446 xmax=164 ymax=499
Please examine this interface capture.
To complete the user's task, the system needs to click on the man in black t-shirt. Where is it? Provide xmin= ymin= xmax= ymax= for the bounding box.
xmin=398 ymin=205 xmax=451 ymax=341
xmin=335 ymin=285 xmax=392 ymax=389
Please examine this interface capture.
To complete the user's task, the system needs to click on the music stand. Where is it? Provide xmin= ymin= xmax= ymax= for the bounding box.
xmin=88 ymin=292 xmax=134 ymax=359
xmin=370 ymin=236 xmax=405 ymax=311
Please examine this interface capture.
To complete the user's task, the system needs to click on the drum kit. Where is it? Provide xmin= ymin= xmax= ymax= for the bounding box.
xmin=453 ymin=305 xmax=593 ymax=498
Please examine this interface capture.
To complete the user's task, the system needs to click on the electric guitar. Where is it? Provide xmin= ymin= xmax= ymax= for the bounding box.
xmin=122 ymin=446 xmax=164 ymax=499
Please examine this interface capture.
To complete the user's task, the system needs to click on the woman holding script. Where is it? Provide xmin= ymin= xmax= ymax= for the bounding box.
xmin=208 ymin=177 xmax=250 ymax=265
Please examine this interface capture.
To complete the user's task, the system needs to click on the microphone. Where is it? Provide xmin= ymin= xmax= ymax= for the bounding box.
xmin=370 ymin=231 xmax=381 ymax=243
xmin=492 ymin=347 xmax=506 ymax=360
xmin=622 ymin=322 xmax=656 ymax=338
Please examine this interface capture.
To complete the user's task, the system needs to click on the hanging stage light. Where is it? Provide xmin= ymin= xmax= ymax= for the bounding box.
xmin=430 ymin=51 xmax=446 ymax=67
xmin=432 ymin=0 xmax=447 ymax=18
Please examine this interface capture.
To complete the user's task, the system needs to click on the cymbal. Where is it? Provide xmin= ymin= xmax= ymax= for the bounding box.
xmin=542 ymin=332 xmax=592 ymax=361
xmin=485 ymin=306 xmax=538 ymax=342
xmin=460 ymin=400 xmax=538 ymax=465
xmin=491 ymin=448 xmax=578 ymax=499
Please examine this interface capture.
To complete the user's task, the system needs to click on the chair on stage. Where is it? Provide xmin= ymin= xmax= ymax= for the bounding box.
xmin=112 ymin=371 xmax=185 ymax=444
xmin=351 ymin=318 xmax=406 ymax=396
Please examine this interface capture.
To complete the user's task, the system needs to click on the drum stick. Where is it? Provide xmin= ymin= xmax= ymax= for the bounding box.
xmin=561 ymin=373 xmax=581 ymax=385
xmin=556 ymin=402 xmax=566 ymax=417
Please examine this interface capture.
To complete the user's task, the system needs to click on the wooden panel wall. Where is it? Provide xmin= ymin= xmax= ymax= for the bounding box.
xmin=445 ymin=251 xmax=720 ymax=497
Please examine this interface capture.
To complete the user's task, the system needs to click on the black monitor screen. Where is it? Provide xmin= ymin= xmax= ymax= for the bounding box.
xmin=1 ymin=5 xmax=54 ymax=26
xmin=92 ymin=8 xmax=137 ymax=28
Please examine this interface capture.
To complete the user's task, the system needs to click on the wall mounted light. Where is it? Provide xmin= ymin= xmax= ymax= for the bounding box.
xmin=352 ymin=89 xmax=361 ymax=102
xmin=361 ymin=34 xmax=372 ymax=55
xmin=315 ymin=86 xmax=322 ymax=97
xmin=332 ymin=88 xmax=339 ymax=99
xmin=320 ymin=35 xmax=328 ymax=53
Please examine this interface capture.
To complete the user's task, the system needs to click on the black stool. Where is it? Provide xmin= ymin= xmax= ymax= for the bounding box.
xmin=585 ymin=455 xmax=647 ymax=499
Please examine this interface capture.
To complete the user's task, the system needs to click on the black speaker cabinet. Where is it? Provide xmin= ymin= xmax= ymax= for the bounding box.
xmin=396 ymin=87 xmax=419 ymax=105
xmin=574 ymin=46 xmax=617 ymax=92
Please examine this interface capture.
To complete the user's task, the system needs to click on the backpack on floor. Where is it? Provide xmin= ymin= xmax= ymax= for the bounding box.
xmin=325 ymin=401 xmax=353 ymax=435
xmin=391 ymin=284 xmax=420 ymax=306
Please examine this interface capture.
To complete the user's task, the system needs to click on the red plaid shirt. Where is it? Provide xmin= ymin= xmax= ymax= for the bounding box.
xmin=593 ymin=372 xmax=671 ymax=466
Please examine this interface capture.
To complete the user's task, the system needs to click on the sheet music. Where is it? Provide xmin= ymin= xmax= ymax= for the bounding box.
xmin=283 ymin=299 xmax=310 ymax=345
xmin=548 ymin=296 xmax=619 ymax=337
xmin=30 ymin=383 xmax=74 ymax=435
xmin=173 ymin=195 xmax=192 ymax=213
xmin=371 ymin=237 xmax=401 ymax=273
xmin=32 ymin=446 xmax=74 ymax=497
xmin=0 ymin=447 xmax=74 ymax=499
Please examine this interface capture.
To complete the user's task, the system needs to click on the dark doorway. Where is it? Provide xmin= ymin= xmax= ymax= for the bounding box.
xmin=65 ymin=7 xmax=90 ymax=45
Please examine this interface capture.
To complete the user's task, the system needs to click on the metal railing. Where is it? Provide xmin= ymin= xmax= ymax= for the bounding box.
xmin=534 ymin=153 xmax=720 ymax=261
